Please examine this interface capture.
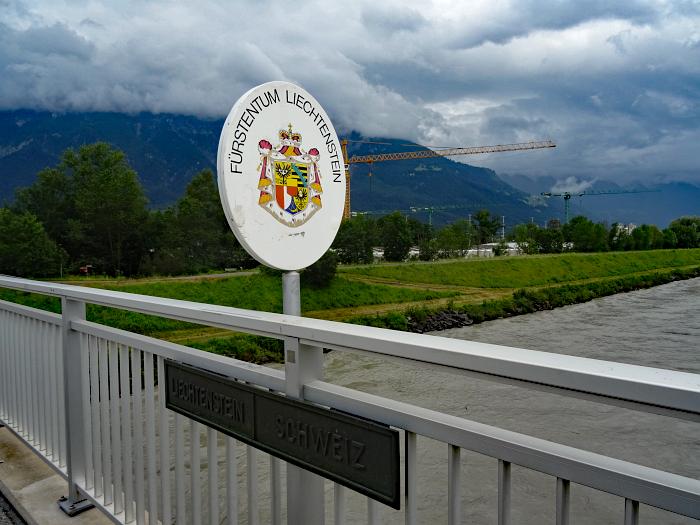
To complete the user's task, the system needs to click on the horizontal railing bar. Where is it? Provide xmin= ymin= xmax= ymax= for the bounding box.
xmin=0 ymin=298 xmax=61 ymax=325
xmin=71 ymin=319 xmax=285 ymax=392
xmin=304 ymin=380 xmax=700 ymax=519
xmin=0 ymin=276 xmax=697 ymax=417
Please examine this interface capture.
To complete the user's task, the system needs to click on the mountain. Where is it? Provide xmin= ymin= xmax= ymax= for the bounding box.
xmin=0 ymin=110 xmax=221 ymax=207
xmin=499 ymin=173 xmax=700 ymax=227
xmin=0 ymin=110 xmax=542 ymax=224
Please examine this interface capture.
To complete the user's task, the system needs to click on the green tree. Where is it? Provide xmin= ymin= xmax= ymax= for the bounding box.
xmin=662 ymin=228 xmax=678 ymax=248
xmin=0 ymin=209 xmax=66 ymax=277
xmin=563 ymin=216 xmax=608 ymax=252
xmin=473 ymin=209 xmax=500 ymax=245
xmin=151 ymin=169 xmax=256 ymax=274
xmin=668 ymin=217 xmax=700 ymax=248
xmin=536 ymin=227 xmax=564 ymax=253
xmin=15 ymin=142 xmax=149 ymax=275
xmin=378 ymin=212 xmax=411 ymax=262
xmin=68 ymin=144 xmax=149 ymax=274
xmin=14 ymin=167 xmax=73 ymax=251
xmin=332 ymin=215 xmax=376 ymax=264
xmin=436 ymin=219 xmax=475 ymax=258
xmin=302 ymin=250 xmax=338 ymax=288
xmin=513 ymin=223 xmax=539 ymax=254
xmin=630 ymin=224 xmax=664 ymax=250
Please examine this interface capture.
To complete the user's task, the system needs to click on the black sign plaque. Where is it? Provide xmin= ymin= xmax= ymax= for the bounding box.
xmin=165 ymin=360 xmax=400 ymax=509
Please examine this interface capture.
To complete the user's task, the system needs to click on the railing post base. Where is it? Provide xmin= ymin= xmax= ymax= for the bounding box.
xmin=57 ymin=495 xmax=94 ymax=517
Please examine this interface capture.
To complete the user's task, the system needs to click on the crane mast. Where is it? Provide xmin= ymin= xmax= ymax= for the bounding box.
xmin=540 ymin=189 xmax=660 ymax=224
xmin=341 ymin=140 xmax=556 ymax=218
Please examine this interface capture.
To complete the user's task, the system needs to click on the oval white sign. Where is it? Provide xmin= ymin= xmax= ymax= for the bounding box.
xmin=217 ymin=81 xmax=346 ymax=271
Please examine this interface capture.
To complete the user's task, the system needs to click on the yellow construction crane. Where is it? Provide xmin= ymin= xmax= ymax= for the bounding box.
xmin=340 ymin=139 xmax=556 ymax=218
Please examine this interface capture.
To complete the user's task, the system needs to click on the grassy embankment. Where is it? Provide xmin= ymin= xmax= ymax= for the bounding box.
xmin=0 ymin=274 xmax=460 ymax=362
xmin=340 ymin=249 xmax=700 ymax=330
xmin=1 ymin=249 xmax=698 ymax=362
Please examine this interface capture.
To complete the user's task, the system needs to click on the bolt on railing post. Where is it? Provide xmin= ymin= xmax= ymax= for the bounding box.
xmin=58 ymin=298 xmax=94 ymax=517
xmin=283 ymin=271 xmax=325 ymax=525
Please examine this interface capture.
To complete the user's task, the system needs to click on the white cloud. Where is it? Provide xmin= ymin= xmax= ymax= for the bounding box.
xmin=0 ymin=0 xmax=698 ymax=184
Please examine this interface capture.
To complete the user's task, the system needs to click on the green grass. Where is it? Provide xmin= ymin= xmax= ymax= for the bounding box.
xmin=0 ymin=274 xmax=459 ymax=336
xmin=99 ymin=274 xmax=459 ymax=313
xmin=340 ymin=249 xmax=700 ymax=288
xmin=349 ymin=266 xmax=700 ymax=331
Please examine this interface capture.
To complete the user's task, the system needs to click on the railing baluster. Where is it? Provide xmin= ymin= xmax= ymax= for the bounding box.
xmin=226 ymin=437 xmax=238 ymax=525
xmin=99 ymin=337 xmax=113 ymax=505
xmin=0 ymin=311 xmax=6 ymax=422
xmin=57 ymin=323 xmax=67 ymax=469
xmin=132 ymin=349 xmax=146 ymax=525
xmin=405 ymin=431 xmax=417 ymax=525
xmin=270 ymin=456 xmax=282 ymax=525
xmin=39 ymin=322 xmax=49 ymax=453
xmin=144 ymin=352 xmax=158 ymax=525
xmin=110 ymin=341 xmax=124 ymax=515
xmin=334 ymin=484 xmax=346 ymax=525
xmin=157 ymin=357 xmax=172 ymax=525
xmin=367 ymin=498 xmax=380 ymax=525
xmin=21 ymin=315 xmax=29 ymax=438
xmin=498 ymin=460 xmax=511 ymax=525
xmin=120 ymin=344 xmax=134 ymax=523
xmin=80 ymin=333 xmax=93 ymax=490
xmin=448 ymin=444 xmax=461 ymax=525
xmin=247 ymin=445 xmax=259 ymax=525
xmin=556 ymin=478 xmax=570 ymax=525
xmin=175 ymin=414 xmax=186 ymax=525
xmin=191 ymin=420 xmax=202 ymax=525
xmin=208 ymin=428 xmax=219 ymax=525
xmin=31 ymin=319 xmax=40 ymax=446
xmin=50 ymin=322 xmax=60 ymax=464
xmin=624 ymin=499 xmax=639 ymax=525
xmin=90 ymin=336 xmax=103 ymax=497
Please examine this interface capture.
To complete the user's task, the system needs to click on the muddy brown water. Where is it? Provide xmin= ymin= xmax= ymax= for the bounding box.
xmin=317 ymin=277 xmax=700 ymax=524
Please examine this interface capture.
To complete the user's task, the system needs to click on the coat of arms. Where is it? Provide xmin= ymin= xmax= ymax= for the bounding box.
xmin=257 ymin=124 xmax=323 ymax=227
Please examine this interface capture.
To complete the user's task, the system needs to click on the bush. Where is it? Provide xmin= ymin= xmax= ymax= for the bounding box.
xmin=302 ymin=250 xmax=338 ymax=288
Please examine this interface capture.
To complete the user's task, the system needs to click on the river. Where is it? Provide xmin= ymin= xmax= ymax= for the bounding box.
xmin=320 ymin=278 xmax=700 ymax=524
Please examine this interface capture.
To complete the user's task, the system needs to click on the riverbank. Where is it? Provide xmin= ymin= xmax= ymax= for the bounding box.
xmin=350 ymin=265 xmax=700 ymax=333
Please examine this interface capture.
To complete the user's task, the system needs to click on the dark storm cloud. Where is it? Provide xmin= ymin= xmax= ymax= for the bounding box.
xmin=444 ymin=0 xmax=660 ymax=49
xmin=0 ymin=0 xmax=698 ymax=184
xmin=361 ymin=6 xmax=427 ymax=33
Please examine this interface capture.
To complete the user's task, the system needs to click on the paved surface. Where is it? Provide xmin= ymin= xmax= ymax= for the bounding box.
xmin=0 ymin=427 xmax=111 ymax=525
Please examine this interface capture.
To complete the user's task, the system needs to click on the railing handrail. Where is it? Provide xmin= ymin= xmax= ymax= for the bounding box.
xmin=1 ymin=275 xmax=698 ymax=420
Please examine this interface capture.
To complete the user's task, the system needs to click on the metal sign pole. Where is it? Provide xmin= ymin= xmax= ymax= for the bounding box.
xmin=283 ymin=271 xmax=325 ymax=524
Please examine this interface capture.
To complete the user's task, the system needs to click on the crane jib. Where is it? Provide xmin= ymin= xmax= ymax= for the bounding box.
xmin=348 ymin=140 xmax=555 ymax=164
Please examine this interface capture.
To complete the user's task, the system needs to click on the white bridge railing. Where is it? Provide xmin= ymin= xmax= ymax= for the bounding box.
xmin=0 ymin=275 xmax=698 ymax=524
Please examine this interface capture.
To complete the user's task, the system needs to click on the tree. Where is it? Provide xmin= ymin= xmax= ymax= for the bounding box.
xmin=14 ymin=167 xmax=73 ymax=251
xmin=668 ymin=217 xmax=700 ymax=248
xmin=630 ymin=224 xmax=664 ymax=250
xmin=147 ymin=169 xmax=256 ymax=274
xmin=513 ymin=223 xmax=539 ymax=254
xmin=377 ymin=212 xmax=411 ymax=262
xmin=302 ymin=250 xmax=338 ymax=288
xmin=0 ymin=209 xmax=66 ymax=277
xmin=15 ymin=142 xmax=149 ymax=275
xmin=68 ymin=143 xmax=149 ymax=275
xmin=473 ymin=209 xmax=500 ymax=245
xmin=563 ymin=216 xmax=608 ymax=252
xmin=536 ymin=227 xmax=564 ymax=254
xmin=332 ymin=215 xmax=376 ymax=264
xmin=662 ymin=228 xmax=678 ymax=248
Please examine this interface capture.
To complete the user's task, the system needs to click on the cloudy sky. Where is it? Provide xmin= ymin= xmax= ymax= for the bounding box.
xmin=1 ymin=0 xmax=699 ymax=185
